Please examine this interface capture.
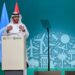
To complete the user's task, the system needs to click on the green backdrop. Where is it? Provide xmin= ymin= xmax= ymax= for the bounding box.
xmin=0 ymin=0 xmax=75 ymax=75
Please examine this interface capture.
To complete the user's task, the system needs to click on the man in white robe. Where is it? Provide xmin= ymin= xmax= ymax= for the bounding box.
xmin=4 ymin=11 xmax=29 ymax=75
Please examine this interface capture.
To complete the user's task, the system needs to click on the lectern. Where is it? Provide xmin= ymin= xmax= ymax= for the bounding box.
xmin=35 ymin=20 xmax=61 ymax=75
xmin=2 ymin=35 xmax=26 ymax=75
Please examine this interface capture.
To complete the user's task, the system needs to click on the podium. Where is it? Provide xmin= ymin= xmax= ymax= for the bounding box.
xmin=2 ymin=35 xmax=26 ymax=75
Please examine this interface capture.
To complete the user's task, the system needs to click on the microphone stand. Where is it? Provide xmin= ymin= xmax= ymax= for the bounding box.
xmin=47 ymin=27 xmax=50 ymax=71
xmin=40 ymin=19 xmax=50 ymax=71
xmin=34 ymin=20 xmax=61 ymax=75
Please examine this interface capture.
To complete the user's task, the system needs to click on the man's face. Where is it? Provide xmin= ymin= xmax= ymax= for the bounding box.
xmin=12 ymin=16 xmax=19 ymax=24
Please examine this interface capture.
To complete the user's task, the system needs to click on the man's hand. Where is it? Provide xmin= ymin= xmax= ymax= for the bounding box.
xmin=19 ymin=25 xmax=25 ymax=32
xmin=7 ymin=26 xmax=13 ymax=33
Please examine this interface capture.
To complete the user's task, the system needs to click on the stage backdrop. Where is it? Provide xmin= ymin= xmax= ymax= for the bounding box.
xmin=0 ymin=0 xmax=75 ymax=75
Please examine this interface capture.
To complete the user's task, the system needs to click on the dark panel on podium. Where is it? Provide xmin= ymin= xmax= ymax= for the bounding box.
xmin=65 ymin=71 xmax=75 ymax=75
xmin=34 ymin=71 xmax=61 ymax=75
xmin=5 ymin=70 xmax=23 ymax=75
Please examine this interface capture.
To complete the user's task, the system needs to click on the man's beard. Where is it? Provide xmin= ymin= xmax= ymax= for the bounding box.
xmin=13 ymin=19 xmax=19 ymax=24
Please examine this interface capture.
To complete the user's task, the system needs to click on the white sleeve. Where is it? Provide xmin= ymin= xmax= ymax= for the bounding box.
xmin=3 ymin=24 xmax=10 ymax=35
xmin=5 ymin=24 xmax=11 ymax=31
xmin=22 ymin=24 xmax=29 ymax=38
